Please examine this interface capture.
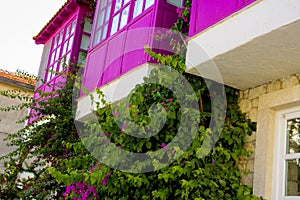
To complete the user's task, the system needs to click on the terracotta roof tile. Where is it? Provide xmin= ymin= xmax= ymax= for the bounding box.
xmin=0 ymin=69 xmax=36 ymax=87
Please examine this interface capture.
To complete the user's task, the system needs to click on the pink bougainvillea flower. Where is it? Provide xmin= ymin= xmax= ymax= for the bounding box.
xmin=120 ymin=124 xmax=126 ymax=133
xmin=89 ymin=162 xmax=98 ymax=173
xmin=126 ymin=103 xmax=130 ymax=108
xmin=105 ymin=132 xmax=110 ymax=137
xmin=113 ymin=112 xmax=118 ymax=117
xmin=160 ymin=143 xmax=169 ymax=151
xmin=117 ymin=145 xmax=122 ymax=149
xmin=161 ymin=101 xmax=166 ymax=105
xmin=99 ymin=133 xmax=104 ymax=137
xmin=102 ymin=173 xmax=111 ymax=187
xmin=167 ymin=98 xmax=173 ymax=103
xmin=136 ymin=111 xmax=139 ymax=115
xmin=163 ymin=107 xmax=167 ymax=111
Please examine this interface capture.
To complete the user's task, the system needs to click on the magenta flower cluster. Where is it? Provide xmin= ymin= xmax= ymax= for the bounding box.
xmin=176 ymin=7 xmax=190 ymax=22
xmin=101 ymin=173 xmax=111 ymax=186
xmin=161 ymin=98 xmax=173 ymax=111
xmin=63 ymin=182 xmax=98 ymax=200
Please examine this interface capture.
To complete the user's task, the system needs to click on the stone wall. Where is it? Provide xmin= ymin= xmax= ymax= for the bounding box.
xmin=238 ymin=73 xmax=300 ymax=186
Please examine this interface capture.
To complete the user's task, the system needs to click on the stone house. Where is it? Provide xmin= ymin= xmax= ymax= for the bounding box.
xmin=34 ymin=0 xmax=300 ymax=199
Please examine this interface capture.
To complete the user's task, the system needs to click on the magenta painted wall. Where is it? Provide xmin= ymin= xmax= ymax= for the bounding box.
xmin=81 ymin=0 xmax=179 ymax=93
xmin=189 ymin=0 xmax=257 ymax=37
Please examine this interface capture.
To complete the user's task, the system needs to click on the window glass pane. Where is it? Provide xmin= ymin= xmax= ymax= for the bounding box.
xmin=115 ymin=0 xmax=122 ymax=12
xmin=58 ymin=31 xmax=64 ymax=45
xmin=287 ymin=118 xmax=300 ymax=154
xmin=62 ymin=42 xmax=68 ymax=56
xmin=83 ymin=20 xmax=92 ymax=33
xmin=68 ymin=36 xmax=74 ymax=52
xmin=102 ymin=24 xmax=108 ymax=40
xmin=53 ymin=35 xmax=58 ymax=48
xmin=71 ymin=20 xmax=76 ymax=33
xmin=55 ymin=49 xmax=60 ymax=61
xmin=101 ymin=0 xmax=106 ymax=7
xmin=105 ymin=5 xmax=112 ymax=22
xmin=57 ymin=61 xmax=63 ymax=73
xmin=78 ymin=51 xmax=87 ymax=66
xmin=50 ymin=52 xmax=56 ymax=65
xmin=80 ymin=35 xmax=90 ymax=51
xmin=94 ymin=29 xmax=102 ymax=45
xmin=120 ymin=6 xmax=129 ymax=29
xmin=66 ymin=54 xmax=71 ymax=65
xmin=66 ymin=25 xmax=71 ymax=37
xmin=111 ymin=14 xmax=120 ymax=35
xmin=133 ymin=0 xmax=143 ymax=18
xmin=97 ymin=10 xmax=105 ymax=27
xmin=167 ymin=0 xmax=183 ymax=7
xmin=124 ymin=0 xmax=130 ymax=5
xmin=286 ymin=159 xmax=300 ymax=196
xmin=145 ymin=0 xmax=154 ymax=9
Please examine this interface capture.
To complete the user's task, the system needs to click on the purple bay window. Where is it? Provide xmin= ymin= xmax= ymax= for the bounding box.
xmin=189 ymin=0 xmax=257 ymax=37
xmin=29 ymin=0 xmax=93 ymax=123
xmin=33 ymin=0 xmax=93 ymax=93
xmin=82 ymin=0 xmax=181 ymax=93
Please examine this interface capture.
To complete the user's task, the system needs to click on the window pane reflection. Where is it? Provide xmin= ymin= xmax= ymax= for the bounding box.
xmin=102 ymin=24 xmax=108 ymax=40
xmin=145 ymin=0 xmax=154 ymax=10
xmin=133 ymin=0 xmax=143 ymax=18
xmin=287 ymin=118 xmax=300 ymax=154
xmin=286 ymin=159 xmax=300 ymax=196
xmin=120 ymin=6 xmax=129 ymax=29
xmin=115 ymin=0 xmax=122 ymax=11
xmin=111 ymin=14 xmax=120 ymax=35
xmin=105 ymin=5 xmax=111 ymax=22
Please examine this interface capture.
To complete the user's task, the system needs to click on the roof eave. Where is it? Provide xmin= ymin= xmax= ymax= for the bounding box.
xmin=33 ymin=0 xmax=78 ymax=44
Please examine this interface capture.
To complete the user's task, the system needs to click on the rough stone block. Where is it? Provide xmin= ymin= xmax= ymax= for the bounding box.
xmin=267 ymin=80 xmax=282 ymax=93
xmin=282 ymin=75 xmax=299 ymax=89
xmin=239 ymin=99 xmax=252 ymax=113
xmin=249 ymin=85 xmax=266 ymax=99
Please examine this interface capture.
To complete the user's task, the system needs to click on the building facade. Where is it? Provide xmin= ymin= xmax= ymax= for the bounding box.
xmin=34 ymin=0 xmax=300 ymax=199
xmin=0 ymin=69 xmax=35 ymax=172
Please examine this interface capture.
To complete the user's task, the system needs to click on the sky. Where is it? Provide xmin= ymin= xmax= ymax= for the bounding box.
xmin=0 ymin=0 xmax=67 ymax=75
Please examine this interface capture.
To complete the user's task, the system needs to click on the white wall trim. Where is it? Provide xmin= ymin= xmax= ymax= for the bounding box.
xmin=75 ymin=63 xmax=156 ymax=122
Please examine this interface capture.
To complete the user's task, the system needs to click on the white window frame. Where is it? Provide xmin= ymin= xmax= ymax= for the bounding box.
xmin=273 ymin=106 xmax=300 ymax=200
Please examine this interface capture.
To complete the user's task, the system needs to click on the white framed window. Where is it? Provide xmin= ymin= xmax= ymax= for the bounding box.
xmin=274 ymin=106 xmax=300 ymax=199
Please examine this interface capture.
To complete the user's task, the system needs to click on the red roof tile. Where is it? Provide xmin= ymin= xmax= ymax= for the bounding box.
xmin=0 ymin=69 xmax=36 ymax=87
